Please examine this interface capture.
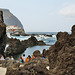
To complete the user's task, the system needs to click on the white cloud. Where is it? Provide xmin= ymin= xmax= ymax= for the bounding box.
xmin=59 ymin=4 xmax=75 ymax=17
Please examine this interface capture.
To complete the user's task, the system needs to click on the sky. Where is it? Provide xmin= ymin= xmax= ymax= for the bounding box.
xmin=0 ymin=0 xmax=75 ymax=32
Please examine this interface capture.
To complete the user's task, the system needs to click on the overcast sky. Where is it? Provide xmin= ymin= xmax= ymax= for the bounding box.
xmin=0 ymin=0 xmax=75 ymax=32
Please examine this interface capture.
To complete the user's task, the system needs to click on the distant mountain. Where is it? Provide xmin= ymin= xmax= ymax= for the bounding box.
xmin=0 ymin=8 xmax=24 ymax=29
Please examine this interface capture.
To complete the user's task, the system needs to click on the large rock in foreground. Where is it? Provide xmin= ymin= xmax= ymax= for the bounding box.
xmin=0 ymin=11 xmax=6 ymax=56
xmin=6 ymin=57 xmax=50 ymax=75
xmin=45 ymin=25 xmax=75 ymax=75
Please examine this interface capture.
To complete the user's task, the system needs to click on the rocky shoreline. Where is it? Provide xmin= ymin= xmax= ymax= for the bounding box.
xmin=0 ymin=11 xmax=46 ymax=57
xmin=0 ymin=10 xmax=75 ymax=75
xmin=5 ymin=36 xmax=45 ymax=57
xmin=4 ymin=25 xmax=75 ymax=75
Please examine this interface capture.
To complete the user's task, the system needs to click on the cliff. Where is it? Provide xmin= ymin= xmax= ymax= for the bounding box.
xmin=0 ymin=8 xmax=24 ymax=29
xmin=0 ymin=11 xmax=6 ymax=56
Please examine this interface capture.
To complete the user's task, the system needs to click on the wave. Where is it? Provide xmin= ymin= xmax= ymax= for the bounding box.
xmin=6 ymin=32 xmax=57 ymax=45
xmin=4 ymin=44 xmax=9 ymax=52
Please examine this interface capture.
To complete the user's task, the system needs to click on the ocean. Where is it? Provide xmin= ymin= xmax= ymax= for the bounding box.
xmin=6 ymin=32 xmax=57 ymax=60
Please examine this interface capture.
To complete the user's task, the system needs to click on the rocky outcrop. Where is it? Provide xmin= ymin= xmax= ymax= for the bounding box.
xmin=0 ymin=11 xmax=6 ymax=56
xmin=71 ymin=25 xmax=75 ymax=36
xmin=43 ymin=25 xmax=75 ymax=75
xmin=22 ymin=36 xmax=46 ymax=47
xmin=5 ymin=38 xmax=26 ymax=57
xmin=5 ymin=25 xmax=75 ymax=75
xmin=33 ymin=50 xmax=41 ymax=57
xmin=5 ymin=36 xmax=45 ymax=56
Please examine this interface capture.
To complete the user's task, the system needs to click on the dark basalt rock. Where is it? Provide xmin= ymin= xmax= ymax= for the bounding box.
xmin=33 ymin=50 xmax=41 ymax=57
xmin=47 ymin=25 xmax=75 ymax=75
xmin=0 ymin=11 xmax=6 ymax=57
xmin=5 ymin=39 xmax=26 ymax=57
xmin=5 ymin=36 xmax=45 ymax=56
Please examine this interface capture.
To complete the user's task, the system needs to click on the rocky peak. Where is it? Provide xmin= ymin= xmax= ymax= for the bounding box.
xmin=0 ymin=10 xmax=4 ymax=22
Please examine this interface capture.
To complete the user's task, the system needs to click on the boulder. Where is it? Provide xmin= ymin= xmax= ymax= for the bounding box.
xmin=5 ymin=39 xmax=26 ymax=57
xmin=33 ymin=50 xmax=41 ymax=57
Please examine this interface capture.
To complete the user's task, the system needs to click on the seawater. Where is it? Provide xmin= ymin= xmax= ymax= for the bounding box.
xmin=6 ymin=32 xmax=57 ymax=60
xmin=14 ymin=46 xmax=50 ymax=60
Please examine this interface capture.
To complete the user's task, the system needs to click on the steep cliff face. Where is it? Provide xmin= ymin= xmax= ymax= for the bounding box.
xmin=0 ymin=8 xmax=24 ymax=29
xmin=0 ymin=11 xmax=6 ymax=56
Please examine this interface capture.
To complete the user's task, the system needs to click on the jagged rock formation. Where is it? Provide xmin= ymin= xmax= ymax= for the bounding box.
xmin=5 ymin=36 xmax=45 ymax=57
xmin=0 ymin=8 xmax=23 ymax=29
xmin=0 ymin=11 xmax=6 ymax=57
xmin=44 ymin=25 xmax=75 ymax=75
xmin=6 ymin=25 xmax=75 ymax=75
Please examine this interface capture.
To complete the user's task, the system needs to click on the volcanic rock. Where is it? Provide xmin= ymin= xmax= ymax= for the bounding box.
xmin=0 ymin=11 xmax=6 ymax=56
xmin=5 ymin=36 xmax=45 ymax=56
xmin=6 ymin=57 xmax=50 ymax=75
xmin=5 ymin=25 xmax=75 ymax=75
xmin=33 ymin=50 xmax=41 ymax=57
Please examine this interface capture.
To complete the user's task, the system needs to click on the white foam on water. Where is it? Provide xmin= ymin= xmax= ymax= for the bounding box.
xmin=11 ymin=36 xmax=31 ymax=41
xmin=6 ymin=33 xmax=11 ymax=38
xmin=4 ymin=44 xmax=9 ymax=52
xmin=52 ymin=35 xmax=56 ymax=39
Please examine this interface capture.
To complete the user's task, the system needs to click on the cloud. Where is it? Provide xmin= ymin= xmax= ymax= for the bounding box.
xmin=59 ymin=4 xmax=75 ymax=17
